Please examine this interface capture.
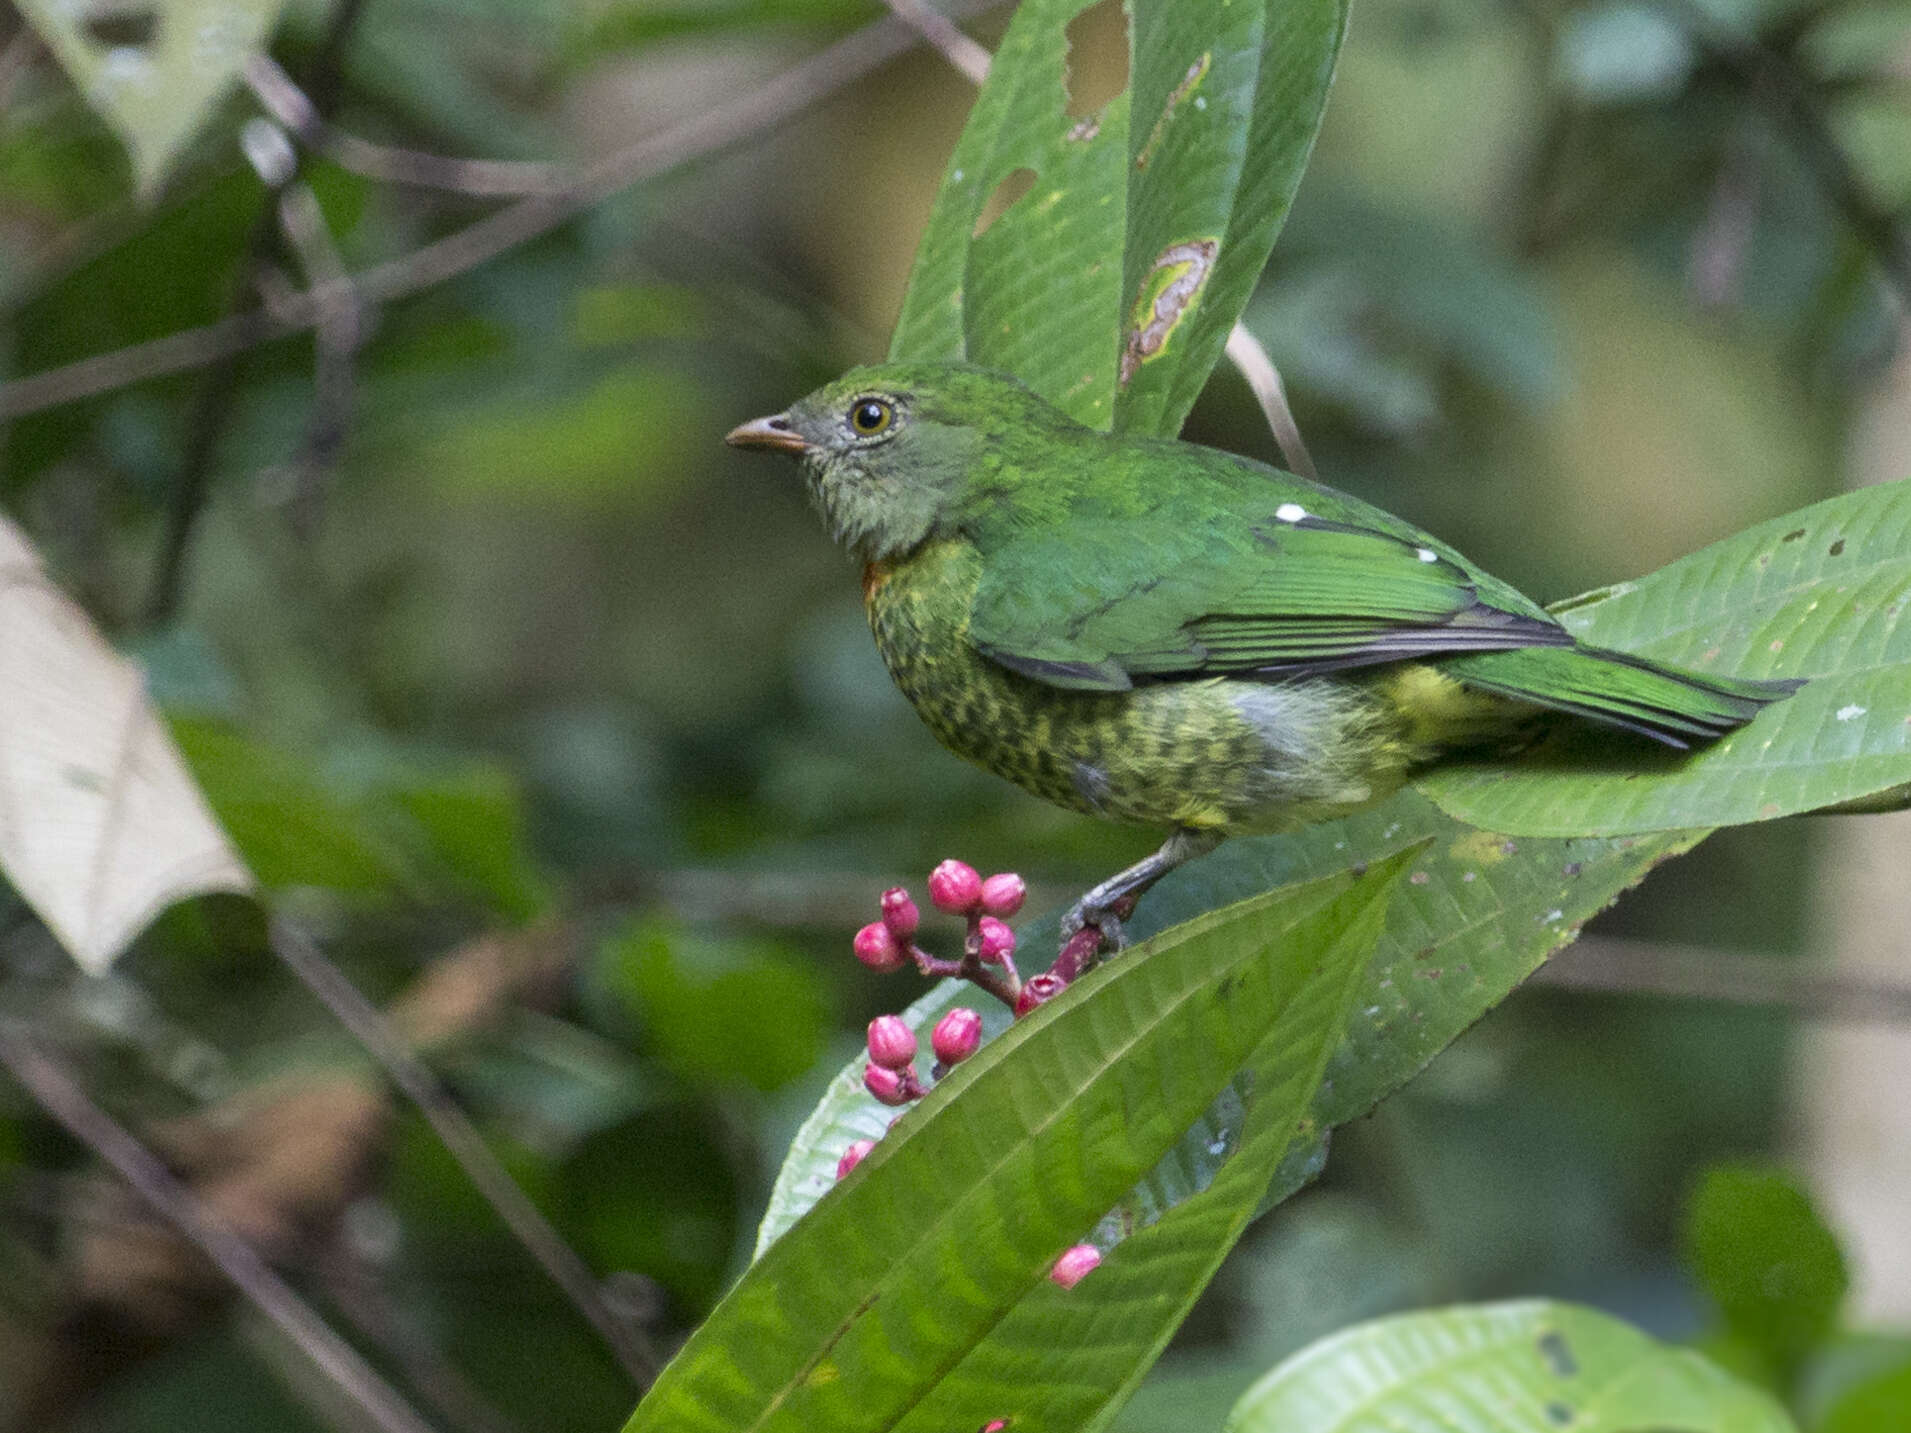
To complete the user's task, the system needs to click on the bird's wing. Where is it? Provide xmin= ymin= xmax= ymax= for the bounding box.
xmin=967 ymin=511 xmax=1568 ymax=692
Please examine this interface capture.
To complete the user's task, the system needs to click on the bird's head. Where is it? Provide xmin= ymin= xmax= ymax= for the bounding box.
xmin=726 ymin=363 xmax=1073 ymax=561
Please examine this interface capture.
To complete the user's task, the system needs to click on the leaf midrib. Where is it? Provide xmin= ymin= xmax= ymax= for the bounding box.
xmin=726 ymin=900 xmax=1334 ymax=1433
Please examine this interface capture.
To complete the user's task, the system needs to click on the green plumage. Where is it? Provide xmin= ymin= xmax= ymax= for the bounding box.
xmin=729 ymin=363 xmax=1799 ymax=840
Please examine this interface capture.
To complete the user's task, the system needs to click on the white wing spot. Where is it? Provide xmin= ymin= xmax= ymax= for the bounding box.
xmin=1836 ymin=704 xmax=1867 ymax=722
xmin=1275 ymin=503 xmax=1306 ymax=523
xmin=1416 ymin=547 xmax=1439 ymax=563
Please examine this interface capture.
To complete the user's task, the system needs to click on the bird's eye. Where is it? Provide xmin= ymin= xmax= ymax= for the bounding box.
xmin=848 ymin=398 xmax=894 ymax=437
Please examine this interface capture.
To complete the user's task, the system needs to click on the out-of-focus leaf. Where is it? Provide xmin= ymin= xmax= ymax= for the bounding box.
xmin=392 ymin=764 xmax=553 ymax=921
xmin=603 ymin=919 xmax=830 ymax=1093
xmin=564 ymin=1108 xmax=743 ymax=1314
xmin=0 ymin=518 xmax=252 ymax=972
xmin=1796 ymin=1334 xmax=1911 ymax=1430
xmin=344 ymin=0 xmax=563 ymax=160
xmin=4 ymin=169 xmax=263 ymax=486
xmin=17 ymin=0 xmax=291 ymax=193
xmin=1817 ymin=1355 xmax=1911 ymax=1433
xmin=448 ymin=1013 xmax=658 ymax=1147
xmin=1244 ymin=191 xmax=1565 ymax=433
xmin=1553 ymin=4 xmax=1694 ymax=104
xmin=626 ymin=857 xmax=1404 ymax=1433
xmin=1225 ymin=1300 xmax=1797 ymax=1432
xmin=1829 ymin=91 xmax=1911 ymax=211
xmin=171 ymin=718 xmax=404 ymax=895
xmin=573 ymin=0 xmax=878 ymax=54
xmin=1803 ymin=3 xmax=1911 ymax=81
xmin=890 ymin=0 xmax=1349 ymax=438
xmin=404 ymin=364 xmax=701 ymax=506
xmin=1419 ymin=480 xmax=1911 ymax=835
xmin=1683 ymin=1163 xmax=1848 ymax=1376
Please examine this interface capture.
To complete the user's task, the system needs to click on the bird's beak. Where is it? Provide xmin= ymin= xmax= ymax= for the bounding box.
xmin=724 ymin=413 xmax=809 ymax=455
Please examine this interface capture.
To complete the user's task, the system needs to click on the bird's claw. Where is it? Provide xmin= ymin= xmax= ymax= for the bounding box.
xmin=1058 ymin=902 xmax=1126 ymax=957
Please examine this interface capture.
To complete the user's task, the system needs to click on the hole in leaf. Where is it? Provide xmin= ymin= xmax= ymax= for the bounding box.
xmin=1535 ymin=1330 xmax=1578 ymax=1378
xmin=1064 ymin=0 xmax=1129 ymax=118
xmin=83 ymin=6 xmax=159 ymax=46
xmin=972 ymin=167 xmax=1037 ymax=238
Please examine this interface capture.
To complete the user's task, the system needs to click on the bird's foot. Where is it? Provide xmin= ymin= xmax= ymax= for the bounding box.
xmin=1057 ymin=895 xmax=1135 ymax=959
xmin=1055 ymin=829 xmax=1225 ymax=968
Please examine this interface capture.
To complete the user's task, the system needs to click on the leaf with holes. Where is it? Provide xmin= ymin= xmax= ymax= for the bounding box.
xmin=626 ymin=855 xmax=1406 ymax=1433
xmin=17 ymin=0 xmax=291 ymax=193
xmin=1225 ymin=1301 xmax=1797 ymax=1433
xmin=0 ymin=517 xmax=253 ymax=972
xmin=1418 ymin=479 xmax=1911 ymax=836
xmin=889 ymin=0 xmax=1348 ymax=438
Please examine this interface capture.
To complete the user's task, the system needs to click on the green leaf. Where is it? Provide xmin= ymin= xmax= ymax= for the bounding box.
xmin=602 ymin=919 xmax=831 ymax=1094
xmin=624 ymin=854 xmax=1407 ymax=1433
xmin=762 ymin=794 xmax=1697 ymax=1269
xmin=171 ymin=718 xmax=405 ymax=895
xmin=1418 ymin=479 xmax=1911 ymax=836
xmin=17 ymin=0 xmax=291 ymax=194
xmin=1818 ymin=1357 xmax=1911 ymax=1433
xmin=754 ymin=981 xmax=1016 ymax=1258
xmin=888 ymin=0 xmax=1348 ymax=438
xmin=391 ymin=764 xmax=553 ymax=922
xmin=1224 ymin=1300 xmax=1798 ymax=1432
xmin=1796 ymin=1333 xmax=1911 ymax=1430
xmin=1683 ymin=1164 xmax=1848 ymax=1377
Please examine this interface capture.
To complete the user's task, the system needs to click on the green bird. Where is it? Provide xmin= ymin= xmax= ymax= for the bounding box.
xmin=728 ymin=363 xmax=1799 ymax=944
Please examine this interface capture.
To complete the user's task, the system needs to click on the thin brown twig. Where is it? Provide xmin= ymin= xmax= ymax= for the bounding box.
xmin=0 ymin=0 xmax=1007 ymax=423
xmin=140 ymin=0 xmax=370 ymax=626
xmin=317 ymin=1240 xmax=525 ymax=1433
xmin=0 ymin=1021 xmax=441 ymax=1433
xmin=1530 ymin=934 xmax=1911 ymax=1023
xmin=269 ymin=174 xmax=366 ymax=536
xmin=268 ymin=918 xmax=659 ymax=1388
xmin=244 ymin=55 xmax=572 ymax=198
xmin=0 ymin=25 xmax=42 ymax=112
xmin=881 ymin=0 xmax=992 ymax=84
xmin=1225 ymin=322 xmax=1318 ymax=478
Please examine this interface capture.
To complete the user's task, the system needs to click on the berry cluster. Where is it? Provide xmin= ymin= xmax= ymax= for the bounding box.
xmin=852 ymin=859 xmax=1102 ymax=1016
xmin=837 ymin=857 xmax=1109 ymax=1291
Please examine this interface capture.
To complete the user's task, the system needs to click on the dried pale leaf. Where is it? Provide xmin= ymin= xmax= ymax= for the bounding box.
xmin=16 ymin=0 xmax=292 ymax=195
xmin=0 ymin=517 xmax=253 ymax=973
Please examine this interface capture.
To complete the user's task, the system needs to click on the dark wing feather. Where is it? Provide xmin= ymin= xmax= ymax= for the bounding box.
xmin=968 ymin=513 xmax=1568 ymax=692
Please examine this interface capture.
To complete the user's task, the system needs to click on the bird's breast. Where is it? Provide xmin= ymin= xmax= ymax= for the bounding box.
xmin=859 ymin=540 xmax=1421 ymax=832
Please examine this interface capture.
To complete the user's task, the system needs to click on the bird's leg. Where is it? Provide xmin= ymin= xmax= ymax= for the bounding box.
xmin=1060 ymin=828 xmax=1225 ymax=956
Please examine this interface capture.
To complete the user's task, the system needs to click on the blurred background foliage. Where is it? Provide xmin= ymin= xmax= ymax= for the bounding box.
xmin=1 ymin=0 xmax=1909 ymax=1429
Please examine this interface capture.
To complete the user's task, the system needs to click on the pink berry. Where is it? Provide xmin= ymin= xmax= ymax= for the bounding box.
xmin=976 ymin=916 xmax=1016 ymax=964
xmin=835 ymin=1139 xmax=876 ymax=1179
xmin=927 ymin=858 xmax=983 ymax=914
xmin=866 ymin=1014 xmax=918 ymax=1070
xmin=932 ymin=1007 xmax=984 ymax=1065
xmin=978 ymin=872 xmax=1026 ymax=918
xmin=880 ymin=887 xmax=921 ymax=940
xmin=1014 ymin=971 xmax=1065 ymax=1017
xmin=854 ymin=921 xmax=905 ymax=972
xmin=864 ymin=1062 xmax=911 ymax=1106
xmin=1049 ymin=1243 xmax=1102 ymax=1288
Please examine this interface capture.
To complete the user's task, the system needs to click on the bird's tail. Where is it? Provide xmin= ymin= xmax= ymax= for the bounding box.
xmin=1437 ymin=646 xmax=1803 ymax=749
